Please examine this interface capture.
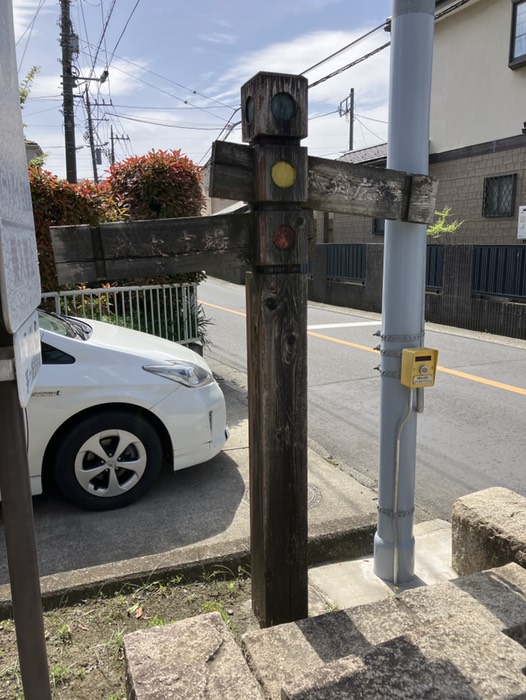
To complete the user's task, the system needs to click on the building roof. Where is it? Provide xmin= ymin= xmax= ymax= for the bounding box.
xmin=339 ymin=143 xmax=387 ymax=166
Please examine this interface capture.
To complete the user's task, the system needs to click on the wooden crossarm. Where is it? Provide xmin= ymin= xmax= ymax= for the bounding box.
xmin=209 ymin=141 xmax=438 ymax=224
xmin=50 ymin=213 xmax=254 ymax=285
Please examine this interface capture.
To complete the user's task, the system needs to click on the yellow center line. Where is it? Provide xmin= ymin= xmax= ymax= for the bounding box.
xmin=437 ymin=366 xmax=526 ymax=395
xmin=201 ymin=300 xmax=526 ymax=396
xmin=202 ymin=300 xmax=247 ymax=317
xmin=306 ymin=330 xmax=378 ymax=354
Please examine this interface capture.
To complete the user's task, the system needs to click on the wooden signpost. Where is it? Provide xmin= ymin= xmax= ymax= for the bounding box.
xmin=0 ymin=3 xmax=51 ymax=698
xmin=51 ymin=71 xmax=437 ymax=628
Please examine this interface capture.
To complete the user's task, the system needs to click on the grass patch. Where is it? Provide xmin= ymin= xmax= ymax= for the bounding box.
xmin=0 ymin=570 xmax=256 ymax=699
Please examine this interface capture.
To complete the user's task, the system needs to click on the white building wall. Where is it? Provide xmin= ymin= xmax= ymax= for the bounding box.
xmin=431 ymin=0 xmax=526 ymax=153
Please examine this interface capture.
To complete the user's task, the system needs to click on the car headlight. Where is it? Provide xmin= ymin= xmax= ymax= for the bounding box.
xmin=142 ymin=361 xmax=214 ymax=387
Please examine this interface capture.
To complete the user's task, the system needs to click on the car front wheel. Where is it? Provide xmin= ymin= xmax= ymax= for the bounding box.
xmin=52 ymin=411 xmax=163 ymax=510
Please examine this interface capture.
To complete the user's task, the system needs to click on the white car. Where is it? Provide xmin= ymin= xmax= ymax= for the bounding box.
xmin=27 ymin=311 xmax=228 ymax=511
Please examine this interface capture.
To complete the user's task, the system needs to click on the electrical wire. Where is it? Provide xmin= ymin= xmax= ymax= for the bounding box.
xmin=81 ymin=40 xmax=236 ymax=110
xmin=309 ymin=109 xmax=339 ymax=121
xmin=435 ymin=0 xmax=474 ymax=20
xmin=16 ymin=0 xmax=47 ymax=71
xmin=354 ymin=115 xmax=384 ymax=142
xmin=108 ymin=0 xmax=142 ymax=60
xmin=355 ymin=113 xmax=388 ymax=124
xmin=309 ymin=41 xmax=391 ymax=89
xmin=105 ymin=61 xmax=231 ymax=122
xmin=89 ymin=0 xmax=117 ymax=77
xmin=111 ymin=113 xmax=225 ymax=129
xmin=78 ymin=0 xmax=95 ymax=67
xmin=95 ymin=102 xmax=229 ymax=111
xmin=301 ymin=20 xmax=389 ymax=75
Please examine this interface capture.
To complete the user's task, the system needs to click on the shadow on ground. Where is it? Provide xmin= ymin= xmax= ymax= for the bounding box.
xmin=0 ymin=448 xmax=246 ymax=585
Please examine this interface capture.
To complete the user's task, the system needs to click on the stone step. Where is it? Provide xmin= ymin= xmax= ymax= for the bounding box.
xmin=123 ymin=563 xmax=526 ymax=699
xmin=241 ymin=563 xmax=526 ymax=699
xmin=124 ymin=611 xmax=264 ymax=699
xmin=281 ymin=613 xmax=526 ymax=699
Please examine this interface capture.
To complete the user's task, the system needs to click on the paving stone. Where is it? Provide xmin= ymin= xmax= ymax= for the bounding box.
xmin=124 ymin=612 xmax=263 ymax=699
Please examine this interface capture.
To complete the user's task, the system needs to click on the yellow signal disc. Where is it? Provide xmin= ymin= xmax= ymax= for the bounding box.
xmin=271 ymin=161 xmax=297 ymax=189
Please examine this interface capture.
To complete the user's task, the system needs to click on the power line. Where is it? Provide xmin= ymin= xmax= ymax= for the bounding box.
xmin=354 ymin=114 xmax=384 ymax=142
xmin=105 ymin=61 xmax=231 ymax=122
xmin=355 ymin=112 xmax=388 ymax=124
xmin=112 ymin=113 xmax=226 ymax=129
xmin=96 ymin=102 xmax=228 ymax=111
xmin=308 ymin=42 xmax=391 ymax=89
xmin=77 ymin=0 xmax=95 ymax=66
xmin=197 ymin=109 xmax=242 ymax=165
xmin=301 ymin=20 xmax=388 ymax=75
xmin=81 ymin=40 xmax=236 ymax=110
xmin=15 ymin=0 xmax=47 ymax=45
xmin=308 ymin=109 xmax=339 ymax=121
xmin=16 ymin=0 xmax=47 ymax=71
xmin=89 ymin=0 xmax=117 ymax=77
xmin=108 ymin=0 xmax=141 ymax=61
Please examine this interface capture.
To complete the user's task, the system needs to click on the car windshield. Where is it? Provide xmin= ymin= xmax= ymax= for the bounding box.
xmin=38 ymin=310 xmax=92 ymax=340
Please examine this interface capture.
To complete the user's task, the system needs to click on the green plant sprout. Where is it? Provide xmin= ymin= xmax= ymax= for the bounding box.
xmin=426 ymin=206 xmax=464 ymax=240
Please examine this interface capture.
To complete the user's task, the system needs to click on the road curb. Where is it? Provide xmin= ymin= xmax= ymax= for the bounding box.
xmin=0 ymin=519 xmax=376 ymax=617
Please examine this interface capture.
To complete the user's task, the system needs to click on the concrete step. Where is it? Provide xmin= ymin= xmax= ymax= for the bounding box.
xmin=308 ymin=519 xmax=456 ymax=610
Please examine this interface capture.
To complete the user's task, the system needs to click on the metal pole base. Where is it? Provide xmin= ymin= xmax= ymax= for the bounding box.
xmin=373 ymin=531 xmax=415 ymax=584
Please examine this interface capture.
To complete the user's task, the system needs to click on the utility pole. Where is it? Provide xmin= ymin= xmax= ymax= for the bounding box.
xmin=60 ymin=0 xmax=77 ymax=183
xmin=84 ymin=88 xmax=99 ymax=183
xmin=339 ymin=88 xmax=354 ymax=151
xmin=374 ymin=0 xmax=435 ymax=585
xmin=110 ymin=125 xmax=130 ymax=165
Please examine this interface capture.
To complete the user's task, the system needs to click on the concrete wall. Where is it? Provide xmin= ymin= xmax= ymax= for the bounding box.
xmin=431 ymin=0 xmax=526 ymax=153
xmin=308 ymin=243 xmax=526 ymax=340
xmin=325 ymin=140 xmax=526 ymax=248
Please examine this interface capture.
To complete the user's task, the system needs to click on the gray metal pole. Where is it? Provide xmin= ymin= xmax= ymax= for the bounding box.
xmin=374 ymin=0 xmax=435 ymax=584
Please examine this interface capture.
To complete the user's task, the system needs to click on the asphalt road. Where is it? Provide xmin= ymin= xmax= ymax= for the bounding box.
xmin=0 ymin=276 xmax=523 ymax=587
xmin=200 ymin=276 xmax=526 ymax=522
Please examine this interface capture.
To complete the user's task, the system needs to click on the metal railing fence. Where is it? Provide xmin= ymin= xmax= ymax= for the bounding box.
xmin=473 ymin=245 xmax=526 ymax=300
xmin=326 ymin=243 xmax=366 ymax=281
xmin=41 ymin=284 xmax=200 ymax=345
xmin=426 ymin=244 xmax=444 ymax=290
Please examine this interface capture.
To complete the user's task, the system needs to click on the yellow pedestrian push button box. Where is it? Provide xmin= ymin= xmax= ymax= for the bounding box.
xmin=400 ymin=348 xmax=439 ymax=388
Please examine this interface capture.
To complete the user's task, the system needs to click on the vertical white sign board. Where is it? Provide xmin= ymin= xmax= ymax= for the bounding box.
xmin=0 ymin=2 xmax=42 ymax=405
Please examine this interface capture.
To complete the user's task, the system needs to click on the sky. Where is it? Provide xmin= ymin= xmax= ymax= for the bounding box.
xmin=13 ymin=0 xmax=393 ymax=182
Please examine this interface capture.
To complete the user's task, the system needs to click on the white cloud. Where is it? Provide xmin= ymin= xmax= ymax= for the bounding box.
xmin=198 ymin=33 xmax=238 ymax=46
xmin=208 ymin=27 xmax=390 ymax=157
xmin=95 ymin=57 xmax=151 ymax=98
xmin=12 ymin=0 xmax=43 ymax=41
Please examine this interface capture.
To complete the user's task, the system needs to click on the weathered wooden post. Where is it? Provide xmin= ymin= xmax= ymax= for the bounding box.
xmin=241 ymin=73 xmax=310 ymax=626
xmin=50 ymin=70 xmax=438 ymax=630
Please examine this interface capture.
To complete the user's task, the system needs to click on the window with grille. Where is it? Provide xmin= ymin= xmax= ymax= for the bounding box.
xmin=482 ymin=174 xmax=516 ymax=217
xmin=372 ymin=218 xmax=385 ymax=236
xmin=510 ymin=0 xmax=526 ymax=69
